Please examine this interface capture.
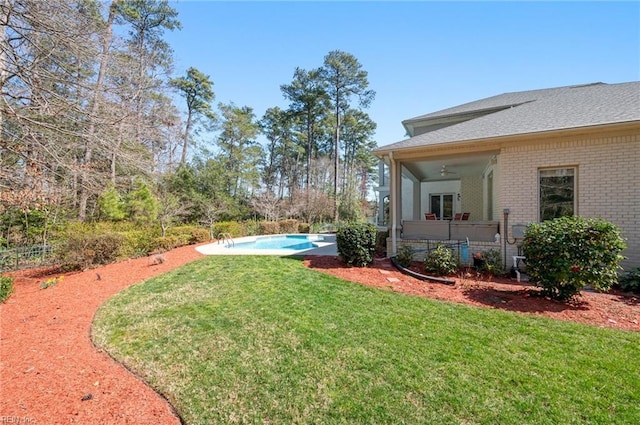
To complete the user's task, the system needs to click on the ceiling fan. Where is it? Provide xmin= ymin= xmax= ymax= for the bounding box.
xmin=440 ymin=165 xmax=457 ymax=176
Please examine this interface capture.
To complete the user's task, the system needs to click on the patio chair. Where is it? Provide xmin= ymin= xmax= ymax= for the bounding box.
xmin=424 ymin=213 xmax=437 ymax=220
xmin=453 ymin=213 xmax=463 ymax=221
xmin=461 ymin=212 xmax=470 ymax=220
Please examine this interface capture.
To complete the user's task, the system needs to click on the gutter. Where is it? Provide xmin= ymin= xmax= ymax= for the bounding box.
xmin=372 ymin=120 xmax=640 ymax=158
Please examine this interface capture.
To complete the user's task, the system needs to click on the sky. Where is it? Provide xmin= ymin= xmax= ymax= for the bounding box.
xmin=164 ymin=1 xmax=640 ymax=148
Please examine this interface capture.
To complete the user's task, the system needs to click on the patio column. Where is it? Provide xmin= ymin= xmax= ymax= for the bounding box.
xmin=376 ymin=160 xmax=389 ymax=226
xmin=389 ymin=152 xmax=401 ymax=256
xmin=413 ymin=180 xmax=421 ymax=220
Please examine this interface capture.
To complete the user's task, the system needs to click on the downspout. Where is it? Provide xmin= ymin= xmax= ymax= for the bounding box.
xmin=503 ymin=208 xmax=509 ymax=271
xmin=389 ymin=152 xmax=397 ymax=256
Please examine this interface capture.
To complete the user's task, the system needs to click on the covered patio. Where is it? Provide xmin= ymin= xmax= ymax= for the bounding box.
xmin=375 ymin=150 xmax=504 ymax=263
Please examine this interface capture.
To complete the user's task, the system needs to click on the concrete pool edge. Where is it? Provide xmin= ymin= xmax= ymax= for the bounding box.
xmin=195 ymin=234 xmax=338 ymax=256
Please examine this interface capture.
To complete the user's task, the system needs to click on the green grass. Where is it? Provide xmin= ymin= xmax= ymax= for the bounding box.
xmin=92 ymin=256 xmax=640 ymax=425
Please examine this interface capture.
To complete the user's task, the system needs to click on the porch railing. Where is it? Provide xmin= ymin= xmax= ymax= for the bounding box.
xmin=400 ymin=220 xmax=499 ymax=242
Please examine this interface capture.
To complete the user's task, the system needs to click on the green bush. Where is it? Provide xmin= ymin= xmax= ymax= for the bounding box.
xmin=153 ymin=236 xmax=184 ymax=252
xmin=424 ymin=244 xmax=458 ymax=276
xmin=125 ymin=178 xmax=158 ymax=222
xmin=375 ymin=230 xmax=389 ymax=257
xmin=298 ymin=223 xmax=311 ymax=234
xmin=395 ymin=245 xmax=414 ymax=268
xmin=242 ymin=220 xmax=260 ymax=236
xmin=336 ymin=222 xmax=376 ymax=267
xmin=167 ymin=225 xmax=210 ymax=244
xmin=98 ymin=185 xmax=126 ymax=221
xmin=258 ymin=221 xmax=280 ymax=235
xmin=278 ymin=219 xmax=299 ymax=234
xmin=522 ymin=216 xmax=626 ymax=301
xmin=189 ymin=227 xmax=211 ymax=243
xmin=57 ymin=233 xmax=126 ymax=270
xmin=118 ymin=230 xmax=158 ymax=258
xmin=476 ymin=248 xmax=505 ymax=276
xmin=618 ymin=267 xmax=640 ymax=293
xmin=212 ymin=221 xmax=244 ymax=238
xmin=0 ymin=275 xmax=14 ymax=303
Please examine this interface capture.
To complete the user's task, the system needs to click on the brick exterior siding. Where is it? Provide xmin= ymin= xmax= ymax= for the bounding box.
xmin=499 ymin=130 xmax=639 ymax=270
xmin=460 ymin=175 xmax=483 ymax=221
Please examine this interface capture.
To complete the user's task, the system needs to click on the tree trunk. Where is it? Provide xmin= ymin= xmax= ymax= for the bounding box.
xmin=79 ymin=1 xmax=116 ymax=220
xmin=0 ymin=0 xmax=8 ymax=135
xmin=180 ymin=109 xmax=193 ymax=164
xmin=333 ymin=107 xmax=340 ymax=223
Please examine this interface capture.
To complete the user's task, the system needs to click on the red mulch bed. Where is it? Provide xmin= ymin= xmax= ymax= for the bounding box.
xmin=0 ymin=244 xmax=206 ymax=424
xmin=1 ymin=249 xmax=638 ymax=424
xmin=302 ymin=256 xmax=640 ymax=332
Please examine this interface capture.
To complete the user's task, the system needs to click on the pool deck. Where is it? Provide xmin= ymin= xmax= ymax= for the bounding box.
xmin=196 ymin=234 xmax=338 ymax=256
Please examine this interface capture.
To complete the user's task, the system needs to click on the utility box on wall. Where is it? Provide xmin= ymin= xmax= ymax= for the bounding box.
xmin=512 ymin=224 xmax=527 ymax=240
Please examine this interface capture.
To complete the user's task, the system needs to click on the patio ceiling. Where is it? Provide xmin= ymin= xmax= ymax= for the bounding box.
xmin=401 ymin=152 xmax=497 ymax=182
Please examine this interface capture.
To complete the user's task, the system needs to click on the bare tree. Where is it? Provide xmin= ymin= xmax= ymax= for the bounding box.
xmin=250 ymin=190 xmax=281 ymax=221
xmin=1 ymin=0 xmax=101 ymax=213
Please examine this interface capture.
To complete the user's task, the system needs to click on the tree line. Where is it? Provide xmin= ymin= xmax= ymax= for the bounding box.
xmin=0 ymin=0 xmax=378 ymax=247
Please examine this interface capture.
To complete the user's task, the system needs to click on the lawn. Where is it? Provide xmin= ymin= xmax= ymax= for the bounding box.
xmin=92 ymin=256 xmax=640 ymax=425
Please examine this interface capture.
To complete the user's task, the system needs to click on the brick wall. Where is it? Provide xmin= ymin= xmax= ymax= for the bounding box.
xmin=499 ymin=131 xmax=640 ymax=270
xmin=460 ymin=175 xmax=483 ymax=221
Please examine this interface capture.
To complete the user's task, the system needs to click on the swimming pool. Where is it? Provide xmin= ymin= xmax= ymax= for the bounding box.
xmin=230 ymin=234 xmax=322 ymax=250
xmin=195 ymin=234 xmax=337 ymax=256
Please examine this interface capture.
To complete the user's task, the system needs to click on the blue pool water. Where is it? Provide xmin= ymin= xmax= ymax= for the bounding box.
xmin=227 ymin=235 xmax=322 ymax=250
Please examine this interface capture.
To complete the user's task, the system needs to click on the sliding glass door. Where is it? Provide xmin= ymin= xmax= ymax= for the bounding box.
xmin=430 ymin=193 xmax=454 ymax=220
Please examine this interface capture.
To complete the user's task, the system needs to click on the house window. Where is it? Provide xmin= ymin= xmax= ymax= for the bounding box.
xmin=430 ymin=193 xmax=454 ymax=220
xmin=539 ymin=167 xmax=576 ymax=221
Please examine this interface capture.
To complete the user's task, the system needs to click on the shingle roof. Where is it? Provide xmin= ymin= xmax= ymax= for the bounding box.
xmin=376 ymin=81 xmax=640 ymax=153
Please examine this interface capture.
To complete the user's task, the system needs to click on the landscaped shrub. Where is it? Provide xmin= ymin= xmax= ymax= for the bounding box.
xmin=336 ymin=222 xmax=376 ymax=267
xmin=395 ymin=245 xmax=414 ymax=268
xmin=57 ymin=233 xmax=126 ymax=270
xmin=618 ymin=267 xmax=640 ymax=293
xmin=243 ymin=220 xmax=260 ymax=236
xmin=0 ymin=275 xmax=14 ymax=303
xmin=212 ymin=221 xmax=244 ymax=238
xmin=522 ymin=216 xmax=626 ymax=301
xmin=278 ymin=219 xmax=299 ymax=234
xmin=298 ymin=223 xmax=310 ymax=234
xmin=424 ymin=244 xmax=458 ymax=276
xmin=258 ymin=221 xmax=280 ymax=235
xmin=375 ymin=230 xmax=389 ymax=257
xmin=153 ymin=236 xmax=184 ymax=252
xmin=475 ymin=248 xmax=505 ymax=276
xmin=167 ymin=225 xmax=210 ymax=244
xmin=118 ymin=230 xmax=158 ymax=258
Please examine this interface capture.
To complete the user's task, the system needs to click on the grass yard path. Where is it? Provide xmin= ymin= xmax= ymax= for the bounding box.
xmin=0 ymin=244 xmax=205 ymax=425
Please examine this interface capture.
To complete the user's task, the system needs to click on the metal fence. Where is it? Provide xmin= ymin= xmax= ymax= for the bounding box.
xmin=0 ymin=244 xmax=58 ymax=272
